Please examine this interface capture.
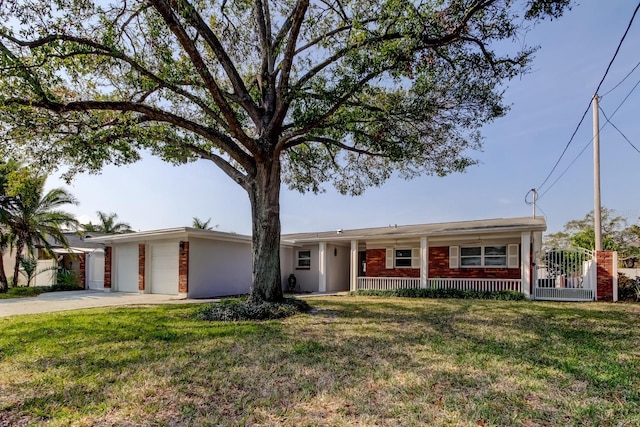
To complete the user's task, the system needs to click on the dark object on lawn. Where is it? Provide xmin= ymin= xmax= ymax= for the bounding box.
xmin=287 ymin=274 xmax=297 ymax=292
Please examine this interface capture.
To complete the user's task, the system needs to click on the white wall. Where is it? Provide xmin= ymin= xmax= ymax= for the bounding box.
xmin=188 ymin=237 xmax=253 ymax=298
xmin=620 ymin=268 xmax=640 ymax=279
xmin=86 ymin=250 xmax=105 ymax=290
xmin=326 ymin=244 xmax=350 ymax=291
xmin=280 ymin=246 xmax=293 ymax=290
xmin=289 ymin=244 xmax=319 ymax=292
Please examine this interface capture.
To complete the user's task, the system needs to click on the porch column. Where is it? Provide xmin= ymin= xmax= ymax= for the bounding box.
xmin=520 ymin=232 xmax=531 ymax=299
xmin=318 ymin=242 xmax=327 ymax=293
xmin=420 ymin=237 xmax=428 ymax=288
xmin=350 ymin=240 xmax=358 ymax=291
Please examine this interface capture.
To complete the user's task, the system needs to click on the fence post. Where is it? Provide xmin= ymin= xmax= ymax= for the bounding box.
xmin=595 ymin=250 xmax=616 ymax=301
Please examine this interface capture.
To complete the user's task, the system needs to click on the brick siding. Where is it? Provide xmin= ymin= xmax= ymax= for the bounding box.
xmin=365 ymin=248 xmax=420 ymax=278
xmin=104 ymin=246 xmax=112 ymax=288
xmin=138 ymin=244 xmax=146 ymax=291
xmin=429 ymin=246 xmax=520 ymax=279
xmin=364 ymin=246 xmax=520 ymax=279
xmin=596 ymin=250 xmax=615 ymax=301
xmin=78 ymin=253 xmax=86 ymax=289
xmin=178 ymin=241 xmax=189 ymax=294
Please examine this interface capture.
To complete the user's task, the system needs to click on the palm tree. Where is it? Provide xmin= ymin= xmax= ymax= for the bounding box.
xmin=7 ymin=184 xmax=78 ymax=288
xmin=192 ymin=217 xmax=215 ymax=230
xmin=81 ymin=211 xmax=132 ymax=234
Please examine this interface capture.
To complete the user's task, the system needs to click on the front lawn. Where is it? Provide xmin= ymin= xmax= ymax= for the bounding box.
xmin=1 ymin=297 xmax=639 ymax=426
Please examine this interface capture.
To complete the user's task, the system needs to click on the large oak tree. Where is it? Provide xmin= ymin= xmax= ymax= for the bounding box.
xmin=0 ymin=0 xmax=570 ymax=302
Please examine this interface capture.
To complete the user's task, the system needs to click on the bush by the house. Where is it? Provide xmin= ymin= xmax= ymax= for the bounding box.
xmin=2 ymin=283 xmax=84 ymax=299
xmin=351 ymin=288 xmax=527 ymax=301
xmin=618 ymin=273 xmax=640 ymax=302
xmin=198 ymin=297 xmax=312 ymax=321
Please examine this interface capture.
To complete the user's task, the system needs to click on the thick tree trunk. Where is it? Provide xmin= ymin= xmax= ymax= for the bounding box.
xmin=247 ymin=159 xmax=284 ymax=303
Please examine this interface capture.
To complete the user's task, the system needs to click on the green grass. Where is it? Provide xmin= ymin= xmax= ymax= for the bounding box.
xmin=1 ymin=297 xmax=639 ymax=426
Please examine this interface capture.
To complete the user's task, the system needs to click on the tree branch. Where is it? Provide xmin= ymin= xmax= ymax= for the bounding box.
xmin=283 ymin=135 xmax=385 ymax=157
xmin=168 ymin=0 xmax=261 ymax=127
xmin=147 ymin=0 xmax=257 ymax=152
xmin=3 ymin=97 xmax=255 ymax=171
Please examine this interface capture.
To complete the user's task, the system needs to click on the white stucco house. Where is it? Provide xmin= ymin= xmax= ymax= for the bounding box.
xmin=86 ymin=216 xmax=559 ymax=299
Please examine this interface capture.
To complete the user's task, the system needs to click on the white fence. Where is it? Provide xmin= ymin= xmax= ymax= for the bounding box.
xmin=357 ymin=277 xmax=521 ymax=293
xmin=357 ymin=277 xmax=421 ymax=290
xmin=427 ymin=278 xmax=522 ymax=292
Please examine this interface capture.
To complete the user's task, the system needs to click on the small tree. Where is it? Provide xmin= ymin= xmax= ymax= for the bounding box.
xmin=4 ymin=174 xmax=78 ymax=288
xmin=81 ymin=211 xmax=133 ymax=234
xmin=18 ymin=256 xmax=38 ymax=287
xmin=192 ymin=217 xmax=214 ymax=230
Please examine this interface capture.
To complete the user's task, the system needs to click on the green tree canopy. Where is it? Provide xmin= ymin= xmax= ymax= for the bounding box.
xmin=0 ymin=0 xmax=572 ymax=301
xmin=544 ymin=208 xmax=640 ymax=263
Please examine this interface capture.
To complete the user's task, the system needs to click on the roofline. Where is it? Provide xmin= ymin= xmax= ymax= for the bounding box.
xmin=86 ymin=227 xmax=252 ymax=245
xmin=282 ymin=217 xmax=547 ymax=243
xmin=86 ymin=227 xmax=298 ymax=247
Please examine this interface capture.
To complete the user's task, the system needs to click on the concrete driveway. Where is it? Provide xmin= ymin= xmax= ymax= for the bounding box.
xmin=0 ymin=290 xmax=219 ymax=318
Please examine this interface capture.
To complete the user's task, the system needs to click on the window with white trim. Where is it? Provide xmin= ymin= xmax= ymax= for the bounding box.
xmin=296 ymin=250 xmax=311 ymax=269
xmin=394 ymin=249 xmax=413 ymax=268
xmin=460 ymin=245 xmax=507 ymax=267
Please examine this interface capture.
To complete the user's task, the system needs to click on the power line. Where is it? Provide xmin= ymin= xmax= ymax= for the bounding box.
xmin=600 ymin=106 xmax=640 ymax=155
xmin=533 ymin=2 xmax=640 ymax=194
xmin=601 ymin=59 xmax=640 ymax=98
xmin=537 ymin=76 xmax=640 ymax=200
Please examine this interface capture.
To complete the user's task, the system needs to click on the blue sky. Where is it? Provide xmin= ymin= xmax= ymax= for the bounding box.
xmin=46 ymin=1 xmax=640 ymax=235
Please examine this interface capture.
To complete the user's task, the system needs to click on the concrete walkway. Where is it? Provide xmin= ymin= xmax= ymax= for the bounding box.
xmin=0 ymin=290 xmax=220 ymax=318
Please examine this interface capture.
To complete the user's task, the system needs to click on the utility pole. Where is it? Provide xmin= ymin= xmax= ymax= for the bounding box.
xmin=531 ymin=188 xmax=537 ymax=218
xmin=593 ymin=94 xmax=602 ymax=251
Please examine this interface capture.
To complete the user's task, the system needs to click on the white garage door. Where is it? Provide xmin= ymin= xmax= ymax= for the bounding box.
xmin=116 ymin=245 xmax=139 ymax=293
xmin=150 ymin=243 xmax=179 ymax=295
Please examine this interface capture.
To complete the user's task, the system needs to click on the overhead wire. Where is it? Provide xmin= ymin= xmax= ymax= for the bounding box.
xmin=532 ymin=1 xmax=640 ymax=195
xmin=537 ymin=75 xmax=640 ymax=200
xmin=599 ymin=106 xmax=640 ymax=155
xmin=601 ymin=59 xmax=640 ymax=97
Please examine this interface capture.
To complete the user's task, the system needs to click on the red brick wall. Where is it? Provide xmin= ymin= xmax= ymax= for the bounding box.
xmin=78 ymin=253 xmax=86 ymax=289
xmin=366 ymin=248 xmax=420 ymax=278
xmin=104 ymin=246 xmax=112 ymax=289
xmin=429 ymin=246 xmax=520 ymax=279
xmin=596 ymin=250 xmax=615 ymax=301
xmin=138 ymin=244 xmax=146 ymax=291
xmin=178 ymin=241 xmax=189 ymax=294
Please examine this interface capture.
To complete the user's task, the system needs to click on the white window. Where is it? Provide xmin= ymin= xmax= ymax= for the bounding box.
xmin=296 ymin=250 xmax=311 ymax=269
xmin=386 ymin=248 xmax=420 ymax=269
xmin=460 ymin=246 xmax=507 ymax=267
xmin=394 ymin=249 xmax=413 ymax=268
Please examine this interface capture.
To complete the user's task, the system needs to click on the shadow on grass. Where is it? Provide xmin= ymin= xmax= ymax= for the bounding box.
xmin=1 ymin=298 xmax=639 ymax=425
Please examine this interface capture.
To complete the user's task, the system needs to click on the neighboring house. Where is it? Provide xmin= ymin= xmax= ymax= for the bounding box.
xmin=86 ymin=217 xmax=546 ymax=299
xmin=1 ymin=232 xmax=105 ymax=288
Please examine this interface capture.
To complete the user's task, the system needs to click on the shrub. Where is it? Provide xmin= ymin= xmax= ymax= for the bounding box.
xmin=6 ymin=287 xmax=42 ymax=297
xmin=197 ymin=297 xmax=312 ymax=321
xmin=618 ymin=273 xmax=640 ymax=302
xmin=351 ymin=288 xmax=526 ymax=301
